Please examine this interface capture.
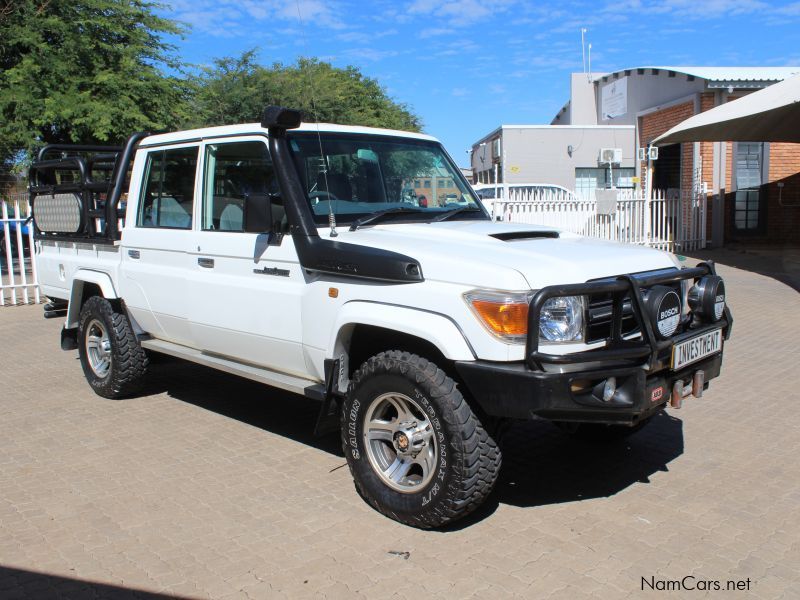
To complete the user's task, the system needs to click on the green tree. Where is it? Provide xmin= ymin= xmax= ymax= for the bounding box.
xmin=0 ymin=0 xmax=189 ymax=173
xmin=189 ymin=50 xmax=421 ymax=132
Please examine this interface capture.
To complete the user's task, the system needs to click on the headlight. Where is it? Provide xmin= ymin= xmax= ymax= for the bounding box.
xmin=464 ymin=290 xmax=533 ymax=343
xmin=539 ymin=295 xmax=586 ymax=342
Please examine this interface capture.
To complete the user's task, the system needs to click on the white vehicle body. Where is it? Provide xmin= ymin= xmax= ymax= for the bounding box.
xmin=37 ymin=123 xmax=676 ymax=379
xmin=30 ymin=111 xmax=731 ymax=528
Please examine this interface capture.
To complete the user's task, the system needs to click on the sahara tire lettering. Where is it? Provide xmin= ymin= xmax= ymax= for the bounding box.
xmin=348 ymin=399 xmax=360 ymax=450
xmin=421 ymin=482 xmax=440 ymax=506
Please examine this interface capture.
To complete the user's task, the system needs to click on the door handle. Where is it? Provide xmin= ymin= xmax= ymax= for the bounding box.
xmin=128 ymin=249 xmax=140 ymax=259
xmin=197 ymin=257 xmax=215 ymax=268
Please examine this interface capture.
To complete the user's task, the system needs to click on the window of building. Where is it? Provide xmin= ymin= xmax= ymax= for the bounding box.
xmin=423 ymin=180 xmax=431 ymax=188
xmin=201 ymin=140 xmax=277 ymax=232
xmin=733 ymin=142 xmax=764 ymax=232
xmin=575 ymin=167 xmax=635 ymax=199
xmin=138 ymin=146 xmax=198 ymax=229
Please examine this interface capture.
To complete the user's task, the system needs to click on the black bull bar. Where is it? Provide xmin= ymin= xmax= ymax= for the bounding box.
xmin=526 ymin=261 xmax=733 ymax=371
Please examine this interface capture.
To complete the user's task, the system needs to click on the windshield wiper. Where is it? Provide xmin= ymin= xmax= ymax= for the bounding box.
xmin=349 ymin=207 xmax=427 ymax=231
xmin=431 ymin=206 xmax=483 ymax=222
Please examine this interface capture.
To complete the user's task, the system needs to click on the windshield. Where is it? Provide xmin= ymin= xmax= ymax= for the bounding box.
xmin=287 ymin=132 xmax=487 ymax=225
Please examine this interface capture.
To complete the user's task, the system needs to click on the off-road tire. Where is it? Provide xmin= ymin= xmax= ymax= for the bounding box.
xmin=341 ymin=350 xmax=501 ymax=528
xmin=561 ymin=416 xmax=654 ymax=442
xmin=77 ymin=296 xmax=149 ymax=399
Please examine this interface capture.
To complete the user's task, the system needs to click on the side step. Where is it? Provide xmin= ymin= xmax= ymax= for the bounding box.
xmin=140 ymin=338 xmax=326 ymax=399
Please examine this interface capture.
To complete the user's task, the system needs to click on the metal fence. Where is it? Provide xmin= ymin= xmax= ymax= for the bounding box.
xmin=1 ymin=193 xmax=40 ymax=305
xmin=493 ymin=188 xmax=707 ymax=253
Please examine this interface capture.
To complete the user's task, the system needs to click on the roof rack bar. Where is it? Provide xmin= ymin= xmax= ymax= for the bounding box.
xmin=37 ymin=144 xmax=123 ymax=162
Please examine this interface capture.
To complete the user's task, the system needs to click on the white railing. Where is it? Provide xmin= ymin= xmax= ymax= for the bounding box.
xmin=1 ymin=193 xmax=40 ymax=306
xmin=494 ymin=188 xmax=707 ymax=253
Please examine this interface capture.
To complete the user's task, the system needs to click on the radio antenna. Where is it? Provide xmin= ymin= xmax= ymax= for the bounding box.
xmin=581 ymin=28 xmax=587 ymax=78
xmin=294 ymin=0 xmax=337 ymax=237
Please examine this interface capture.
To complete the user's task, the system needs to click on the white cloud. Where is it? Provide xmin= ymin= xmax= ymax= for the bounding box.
xmin=419 ymin=27 xmax=455 ymax=39
xmin=602 ymin=0 xmax=792 ymax=19
xmin=341 ymin=47 xmax=403 ymax=62
xmin=407 ymin=0 xmax=518 ymax=27
xmin=336 ymin=29 xmax=398 ymax=44
xmin=164 ymin=0 xmax=349 ymax=34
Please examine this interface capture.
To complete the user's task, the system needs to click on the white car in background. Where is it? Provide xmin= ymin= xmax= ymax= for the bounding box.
xmin=471 ymin=183 xmax=580 ymax=217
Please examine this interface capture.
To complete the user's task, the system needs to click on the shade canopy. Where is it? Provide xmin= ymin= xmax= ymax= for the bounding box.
xmin=653 ymin=73 xmax=800 ymax=145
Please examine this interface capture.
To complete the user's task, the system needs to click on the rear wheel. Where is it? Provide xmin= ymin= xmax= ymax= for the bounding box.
xmin=341 ymin=350 xmax=501 ymax=528
xmin=78 ymin=296 xmax=148 ymax=399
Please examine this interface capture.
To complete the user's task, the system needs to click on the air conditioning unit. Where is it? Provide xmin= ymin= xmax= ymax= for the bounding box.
xmin=599 ymin=148 xmax=623 ymax=164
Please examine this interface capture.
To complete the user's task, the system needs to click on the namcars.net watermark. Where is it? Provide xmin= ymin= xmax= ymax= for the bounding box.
xmin=642 ymin=576 xmax=752 ymax=592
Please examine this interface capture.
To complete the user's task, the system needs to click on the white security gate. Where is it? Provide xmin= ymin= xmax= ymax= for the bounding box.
xmin=493 ymin=188 xmax=707 ymax=253
xmin=1 ymin=193 xmax=40 ymax=306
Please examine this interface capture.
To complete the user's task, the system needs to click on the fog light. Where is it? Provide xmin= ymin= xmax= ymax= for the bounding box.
xmin=688 ymin=275 xmax=726 ymax=322
xmin=602 ymin=377 xmax=617 ymax=402
xmin=643 ymin=285 xmax=681 ymax=339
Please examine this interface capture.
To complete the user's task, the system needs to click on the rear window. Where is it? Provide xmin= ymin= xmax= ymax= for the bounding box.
xmin=137 ymin=146 xmax=199 ymax=229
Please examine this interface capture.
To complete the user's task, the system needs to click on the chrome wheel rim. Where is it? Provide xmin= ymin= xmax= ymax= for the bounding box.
xmin=363 ymin=392 xmax=438 ymax=493
xmin=85 ymin=319 xmax=112 ymax=378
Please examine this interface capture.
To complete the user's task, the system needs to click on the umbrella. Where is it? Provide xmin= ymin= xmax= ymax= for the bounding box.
xmin=653 ymin=73 xmax=800 ymax=144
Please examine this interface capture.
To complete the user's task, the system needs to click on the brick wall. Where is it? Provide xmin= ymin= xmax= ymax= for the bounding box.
xmin=639 ymin=102 xmax=695 ymax=195
xmin=765 ymin=143 xmax=800 ymax=242
xmin=699 ymin=93 xmax=716 ymax=239
xmin=633 ymin=90 xmax=800 ymax=246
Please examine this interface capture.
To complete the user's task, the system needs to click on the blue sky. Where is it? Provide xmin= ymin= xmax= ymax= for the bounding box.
xmin=158 ymin=0 xmax=800 ymax=166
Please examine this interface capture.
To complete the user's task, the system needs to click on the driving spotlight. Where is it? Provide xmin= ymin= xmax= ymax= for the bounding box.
xmin=688 ymin=276 xmax=726 ymax=322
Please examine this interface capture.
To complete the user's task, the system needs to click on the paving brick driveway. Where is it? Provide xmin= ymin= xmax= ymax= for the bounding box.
xmin=1 ymin=253 xmax=798 ymax=599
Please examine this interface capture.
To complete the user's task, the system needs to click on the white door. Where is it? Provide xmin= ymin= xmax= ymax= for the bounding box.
xmin=119 ymin=144 xmax=200 ymax=346
xmin=187 ymin=138 xmax=307 ymax=376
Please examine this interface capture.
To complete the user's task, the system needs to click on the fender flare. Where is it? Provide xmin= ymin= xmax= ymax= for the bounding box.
xmin=65 ymin=270 xmax=118 ymax=329
xmin=329 ymin=301 xmax=476 ymax=363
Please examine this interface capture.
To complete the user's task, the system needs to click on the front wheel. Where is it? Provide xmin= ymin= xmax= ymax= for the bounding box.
xmin=341 ymin=351 xmax=501 ymax=528
xmin=77 ymin=296 xmax=149 ymax=399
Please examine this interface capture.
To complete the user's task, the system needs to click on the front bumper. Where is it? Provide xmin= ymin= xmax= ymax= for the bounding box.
xmin=455 ymin=350 xmax=723 ymax=425
xmin=455 ymin=262 xmax=732 ymax=425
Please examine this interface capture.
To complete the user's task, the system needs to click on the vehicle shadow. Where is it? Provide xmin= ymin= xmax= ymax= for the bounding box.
xmin=141 ymin=358 xmax=684 ymax=526
xmin=141 ymin=357 xmax=344 ymax=457
xmin=0 ymin=564 xmax=186 ymax=600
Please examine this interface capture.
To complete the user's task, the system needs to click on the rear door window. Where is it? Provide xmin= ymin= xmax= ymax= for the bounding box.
xmin=137 ymin=146 xmax=199 ymax=229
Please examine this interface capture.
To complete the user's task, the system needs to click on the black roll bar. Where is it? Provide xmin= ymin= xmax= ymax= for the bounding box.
xmin=29 ymin=133 xmax=149 ymax=242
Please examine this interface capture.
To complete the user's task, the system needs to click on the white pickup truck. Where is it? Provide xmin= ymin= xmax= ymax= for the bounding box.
xmin=30 ymin=107 xmax=732 ymax=528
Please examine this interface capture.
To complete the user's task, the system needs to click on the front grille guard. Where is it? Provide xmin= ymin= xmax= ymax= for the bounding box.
xmin=526 ymin=261 xmax=733 ymax=371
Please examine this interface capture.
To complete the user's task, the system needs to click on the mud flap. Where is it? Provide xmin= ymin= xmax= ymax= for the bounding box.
xmin=314 ymin=359 xmax=342 ymax=436
xmin=61 ymin=326 xmax=78 ymax=351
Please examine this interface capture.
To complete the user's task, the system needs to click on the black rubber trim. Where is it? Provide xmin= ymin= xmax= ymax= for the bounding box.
xmin=490 ymin=231 xmax=559 ymax=241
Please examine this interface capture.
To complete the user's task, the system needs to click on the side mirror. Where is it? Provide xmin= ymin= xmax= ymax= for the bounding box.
xmin=243 ymin=194 xmax=273 ymax=234
xmin=244 ymin=193 xmax=284 ymax=246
